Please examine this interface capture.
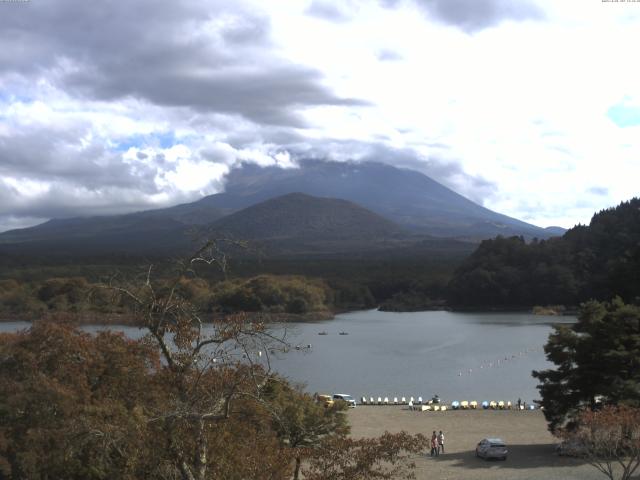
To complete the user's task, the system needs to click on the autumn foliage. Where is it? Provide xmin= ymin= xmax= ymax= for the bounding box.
xmin=0 ymin=239 xmax=425 ymax=480
xmin=561 ymin=405 xmax=640 ymax=480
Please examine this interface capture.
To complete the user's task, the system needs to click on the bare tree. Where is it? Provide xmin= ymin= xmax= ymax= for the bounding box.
xmin=561 ymin=405 xmax=640 ymax=480
xmin=105 ymin=239 xmax=287 ymax=480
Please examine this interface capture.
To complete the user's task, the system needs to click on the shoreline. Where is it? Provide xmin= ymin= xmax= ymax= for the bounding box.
xmin=0 ymin=305 xmax=579 ymax=326
xmin=0 ymin=309 xmax=336 ymax=326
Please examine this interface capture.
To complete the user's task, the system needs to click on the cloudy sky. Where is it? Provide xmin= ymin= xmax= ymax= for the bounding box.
xmin=1 ymin=0 xmax=639 ymax=232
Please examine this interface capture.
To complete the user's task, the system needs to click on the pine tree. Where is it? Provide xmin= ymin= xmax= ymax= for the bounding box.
xmin=533 ymin=298 xmax=640 ymax=432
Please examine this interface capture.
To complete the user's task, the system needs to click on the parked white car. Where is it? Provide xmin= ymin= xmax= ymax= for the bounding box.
xmin=333 ymin=393 xmax=357 ymax=408
xmin=475 ymin=438 xmax=508 ymax=460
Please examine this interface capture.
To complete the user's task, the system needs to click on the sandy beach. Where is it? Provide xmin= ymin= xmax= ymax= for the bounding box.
xmin=347 ymin=406 xmax=619 ymax=480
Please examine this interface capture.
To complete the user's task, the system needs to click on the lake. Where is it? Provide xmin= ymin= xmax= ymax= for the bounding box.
xmin=267 ymin=310 xmax=574 ymax=404
xmin=1 ymin=310 xmax=574 ymax=404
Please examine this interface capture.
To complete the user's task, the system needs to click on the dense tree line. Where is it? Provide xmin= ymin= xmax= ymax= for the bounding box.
xmin=0 ymin=237 xmax=472 ymax=314
xmin=448 ymin=198 xmax=640 ymax=307
xmin=0 ymin=274 xmax=344 ymax=321
xmin=210 ymin=275 xmax=331 ymax=315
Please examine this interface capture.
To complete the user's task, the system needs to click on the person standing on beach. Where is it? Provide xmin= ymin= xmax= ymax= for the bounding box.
xmin=437 ymin=430 xmax=445 ymax=454
xmin=431 ymin=431 xmax=439 ymax=457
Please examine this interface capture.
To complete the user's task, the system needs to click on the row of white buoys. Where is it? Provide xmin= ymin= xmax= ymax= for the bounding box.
xmin=457 ymin=346 xmax=543 ymax=377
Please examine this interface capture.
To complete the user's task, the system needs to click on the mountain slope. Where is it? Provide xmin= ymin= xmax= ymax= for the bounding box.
xmin=187 ymin=160 xmax=554 ymax=239
xmin=0 ymin=193 xmax=409 ymax=256
xmin=209 ymin=193 xmax=403 ymax=240
xmin=0 ymin=160 xmax=558 ymax=255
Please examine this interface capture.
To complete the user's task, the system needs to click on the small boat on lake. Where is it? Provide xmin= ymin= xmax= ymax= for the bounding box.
xmin=318 ymin=331 xmax=328 ymax=335
xmin=339 ymin=332 xmax=349 ymax=335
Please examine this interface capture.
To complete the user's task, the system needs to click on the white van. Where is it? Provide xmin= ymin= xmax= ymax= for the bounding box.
xmin=333 ymin=394 xmax=357 ymax=408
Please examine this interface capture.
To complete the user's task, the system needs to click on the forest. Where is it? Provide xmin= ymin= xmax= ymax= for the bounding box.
xmin=0 ymin=240 xmax=468 ymax=319
xmin=447 ymin=198 xmax=640 ymax=308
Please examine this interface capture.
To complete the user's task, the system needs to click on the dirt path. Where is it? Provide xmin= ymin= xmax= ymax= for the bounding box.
xmin=347 ymin=406 xmax=619 ymax=480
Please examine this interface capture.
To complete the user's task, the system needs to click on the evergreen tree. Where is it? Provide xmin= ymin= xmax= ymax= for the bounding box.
xmin=448 ymin=198 xmax=640 ymax=307
xmin=533 ymin=299 xmax=640 ymax=432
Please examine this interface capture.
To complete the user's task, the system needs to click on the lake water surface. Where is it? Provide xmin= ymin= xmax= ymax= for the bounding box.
xmin=1 ymin=310 xmax=574 ymax=404
xmin=270 ymin=310 xmax=574 ymax=404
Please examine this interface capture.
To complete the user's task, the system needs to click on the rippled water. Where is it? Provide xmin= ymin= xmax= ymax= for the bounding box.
xmin=268 ymin=310 xmax=574 ymax=404
xmin=1 ymin=310 xmax=574 ymax=404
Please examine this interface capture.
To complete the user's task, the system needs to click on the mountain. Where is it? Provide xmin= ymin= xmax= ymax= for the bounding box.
xmin=0 ymin=192 xmax=409 ymax=256
xmin=0 ymin=160 xmax=557 ymax=256
xmin=183 ymin=160 xmax=553 ymax=239
xmin=209 ymin=193 xmax=402 ymax=240
xmin=204 ymin=192 xmax=406 ymax=254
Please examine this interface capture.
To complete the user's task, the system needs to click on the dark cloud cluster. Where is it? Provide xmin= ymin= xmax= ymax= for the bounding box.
xmin=0 ymin=180 xmax=158 ymax=221
xmin=0 ymin=125 xmax=160 ymax=192
xmin=0 ymin=0 xmax=366 ymax=127
xmin=382 ymin=0 xmax=544 ymax=32
xmin=305 ymin=0 xmax=357 ymax=22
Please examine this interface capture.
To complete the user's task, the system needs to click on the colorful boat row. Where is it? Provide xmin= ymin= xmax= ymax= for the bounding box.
xmin=451 ymin=400 xmax=537 ymax=410
xmin=359 ymin=397 xmax=538 ymax=410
